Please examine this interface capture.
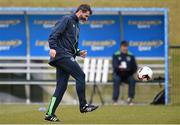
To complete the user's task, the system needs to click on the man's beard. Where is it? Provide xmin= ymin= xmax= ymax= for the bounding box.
xmin=79 ymin=15 xmax=87 ymax=22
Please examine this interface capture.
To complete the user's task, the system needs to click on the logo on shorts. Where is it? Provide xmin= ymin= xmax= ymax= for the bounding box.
xmin=73 ymin=24 xmax=75 ymax=28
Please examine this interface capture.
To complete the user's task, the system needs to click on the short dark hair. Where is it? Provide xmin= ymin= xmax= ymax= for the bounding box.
xmin=76 ymin=4 xmax=92 ymax=15
xmin=120 ymin=40 xmax=129 ymax=47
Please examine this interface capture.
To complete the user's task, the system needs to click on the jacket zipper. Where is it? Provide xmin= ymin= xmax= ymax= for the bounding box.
xmin=73 ymin=24 xmax=78 ymax=55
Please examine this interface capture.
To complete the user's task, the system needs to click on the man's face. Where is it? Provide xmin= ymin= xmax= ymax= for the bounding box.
xmin=79 ymin=10 xmax=90 ymax=22
xmin=120 ymin=45 xmax=128 ymax=54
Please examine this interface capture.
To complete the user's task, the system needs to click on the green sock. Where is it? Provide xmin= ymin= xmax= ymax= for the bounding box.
xmin=47 ymin=96 xmax=56 ymax=116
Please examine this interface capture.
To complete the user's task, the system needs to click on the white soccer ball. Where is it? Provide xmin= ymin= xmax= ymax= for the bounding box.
xmin=137 ymin=66 xmax=153 ymax=81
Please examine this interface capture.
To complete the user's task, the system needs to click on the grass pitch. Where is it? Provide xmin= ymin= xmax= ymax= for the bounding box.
xmin=0 ymin=104 xmax=179 ymax=124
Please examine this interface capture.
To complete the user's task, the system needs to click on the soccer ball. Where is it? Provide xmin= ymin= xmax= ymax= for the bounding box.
xmin=137 ymin=66 xmax=153 ymax=81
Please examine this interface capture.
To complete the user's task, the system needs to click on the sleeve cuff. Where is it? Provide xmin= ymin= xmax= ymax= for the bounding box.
xmin=76 ymin=49 xmax=81 ymax=56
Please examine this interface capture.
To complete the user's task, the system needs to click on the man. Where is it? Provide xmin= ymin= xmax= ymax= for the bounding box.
xmin=45 ymin=4 xmax=98 ymax=122
xmin=112 ymin=41 xmax=137 ymax=105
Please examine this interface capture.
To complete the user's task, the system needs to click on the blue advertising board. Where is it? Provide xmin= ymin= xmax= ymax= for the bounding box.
xmin=0 ymin=14 xmax=165 ymax=58
xmin=79 ymin=15 xmax=121 ymax=57
xmin=123 ymin=15 xmax=165 ymax=57
xmin=28 ymin=14 xmax=63 ymax=56
xmin=28 ymin=14 xmax=165 ymax=58
xmin=0 ymin=15 xmax=26 ymax=56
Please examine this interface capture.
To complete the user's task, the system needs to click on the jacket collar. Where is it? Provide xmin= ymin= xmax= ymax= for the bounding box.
xmin=71 ymin=13 xmax=79 ymax=23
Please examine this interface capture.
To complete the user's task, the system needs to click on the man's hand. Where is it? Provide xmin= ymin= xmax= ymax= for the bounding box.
xmin=49 ymin=49 xmax=56 ymax=58
xmin=79 ymin=50 xmax=87 ymax=58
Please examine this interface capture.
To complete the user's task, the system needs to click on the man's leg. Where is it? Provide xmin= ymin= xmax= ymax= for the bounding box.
xmin=55 ymin=57 xmax=98 ymax=112
xmin=56 ymin=58 xmax=86 ymax=108
xmin=46 ymin=67 xmax=69 ymax=117
xmin=112 ymin=74 xmax=121 ymax=102
xmin=128 ymin=75 xmax=136 ymax=99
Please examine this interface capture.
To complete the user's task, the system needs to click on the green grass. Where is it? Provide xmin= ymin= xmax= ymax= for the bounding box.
xmin=0 ymin=104 xmax=179 ymax=124
xmin=0 ymin=0 xmax=180 ymax=105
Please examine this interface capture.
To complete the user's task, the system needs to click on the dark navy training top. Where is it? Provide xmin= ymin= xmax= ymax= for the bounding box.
xmin=48 ymin=14 xmax=81 ymax=66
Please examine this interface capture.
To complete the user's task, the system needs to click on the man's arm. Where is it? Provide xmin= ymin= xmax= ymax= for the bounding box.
xmin=76 ymin=49 xmax=87 ymax=58
xmin=75 ymin=48 xmax=81 ymax=56
xmin=112 ymin=54 xmax=119 ymax=74
xmin=48 ymin=16 xmax=69 ymax=57
xmin=48 ymin=16 xmax=69 ymax=50
xmin=131 ymin=56 xmax=137 ymax=74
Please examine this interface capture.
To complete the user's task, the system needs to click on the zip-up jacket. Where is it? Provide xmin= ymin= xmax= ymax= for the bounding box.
xmin=48 ymin=14 xmax=80 ymax=66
